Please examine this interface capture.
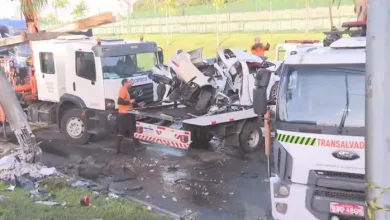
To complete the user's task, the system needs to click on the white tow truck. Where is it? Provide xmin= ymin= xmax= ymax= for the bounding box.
xmin=2 ymin=34 xmax=164 ymax=144
xmin=254 ymin=22 xmax=366 ymax=220
xmin=129 ymin=49 xmax=280 ymax=153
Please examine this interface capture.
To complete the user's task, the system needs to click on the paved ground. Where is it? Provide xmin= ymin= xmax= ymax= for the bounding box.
xmin=3 ymin=126 xmax=273 ymax=220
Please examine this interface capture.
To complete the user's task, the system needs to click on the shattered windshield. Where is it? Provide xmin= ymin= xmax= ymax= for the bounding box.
xmin=101 ymin=52 xmax=156 ymax=79
xmin=278 ymin=64 xmax=365 ymax=127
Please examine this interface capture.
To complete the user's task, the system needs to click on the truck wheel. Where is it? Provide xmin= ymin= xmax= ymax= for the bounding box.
xmin=194 ymin=88 xmax=212 ymax=115
xmin=60 ymin=109 xmax=91 ymax=145
xmin=239 ymin=121 xmax=264 ymax=153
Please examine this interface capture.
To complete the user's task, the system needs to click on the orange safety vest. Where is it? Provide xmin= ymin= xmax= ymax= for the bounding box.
xmin=117 ymin=86 xmax=133 ymax=114
xmin=251 ymin=43 xmax=270 ymax=57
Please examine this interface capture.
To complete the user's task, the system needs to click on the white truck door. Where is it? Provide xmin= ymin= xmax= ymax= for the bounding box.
xmin=35 ymin=52 xmax=60 ymax=102
xmin=71 ymin=50 xmax=105 ymax=110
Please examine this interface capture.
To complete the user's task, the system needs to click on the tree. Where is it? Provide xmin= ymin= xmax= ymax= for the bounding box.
xmin=52 ymin=0 xmax=69 ymax=19
xmin=159 ymin=0 xmax=178 ymax=44
xmin=212 ymin=0 xmax=224 ymax=46
xmin=72 ymin=0 xmax=88 ymax=19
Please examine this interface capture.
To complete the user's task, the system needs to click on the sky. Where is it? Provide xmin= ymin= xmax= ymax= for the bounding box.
xmin=0 ymin=0 xmax=129 ymax=20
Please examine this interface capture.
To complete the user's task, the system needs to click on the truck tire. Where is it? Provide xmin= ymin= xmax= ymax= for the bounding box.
xmin=60 ymin=109 xmax=91 ymax=145
xmin=194 ymin=88 xmax=213 ymax=115
xmin=239 ymin=121 xmax=264 ymax=153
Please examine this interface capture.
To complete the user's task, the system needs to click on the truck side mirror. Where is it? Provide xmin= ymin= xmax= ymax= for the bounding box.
xmin=157 ymin=47 xmax=164 ymax=64
xmin=253 ymin=69 xmax=272 ymax=116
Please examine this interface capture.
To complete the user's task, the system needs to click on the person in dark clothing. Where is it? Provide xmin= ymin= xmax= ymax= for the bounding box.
xmin=115 ymin=78 xmax=145 ymax=154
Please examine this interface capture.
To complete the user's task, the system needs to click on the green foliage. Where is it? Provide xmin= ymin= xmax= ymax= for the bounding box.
xmin=212 ymin=0 xmax=225 ymax=10
xmin=20 ymin=0 xmax=48 ymax=13
xmin=0 ymin=181 xmax=170 ymax=220
xmin=131 ymin=0 xmax=354 ymax=18
xmin=71 ymin=0 xmax=88 ymax=19
xmin=45 ymin=12 xmax=58 ymax=24
xmin=52 ymin=0 xmax=69 ymax=9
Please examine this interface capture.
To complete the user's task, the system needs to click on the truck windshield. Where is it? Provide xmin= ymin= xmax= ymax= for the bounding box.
xmin=101 ymin=52 xmax=156 ymax=79
xmin=278 ymin=64 xmax=365 ymax=127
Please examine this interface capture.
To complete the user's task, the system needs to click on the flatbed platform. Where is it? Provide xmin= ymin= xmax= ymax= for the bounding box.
xmin=129 ymin=104 xmax=195 ymax=122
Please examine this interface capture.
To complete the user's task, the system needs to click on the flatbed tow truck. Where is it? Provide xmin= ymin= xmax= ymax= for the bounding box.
xmin=129 ymin=49 xmax=280 ymax=153
xmin=131 ymin=102 xmax=263 ymax=152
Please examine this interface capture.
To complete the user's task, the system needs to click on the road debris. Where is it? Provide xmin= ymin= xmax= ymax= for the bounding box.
xmin=111 ymin=171 xmax=137 ymax=182
xmin=80 ymin=195 xmax=91 ymax=206
xmin=108 ymin=192 xmax=119 ymax=199
xmin=77 ymin=156 xmax=104 ymax=180
xmin=0 ymin=195 xmax=8 ymax=201
xmin=34 ymin=201 xmax=65 ymax=206
xmin=172 ymin=197 xmax=177 ymax=202
xmin=39 ymin=167 xmax=57 ymax=176
xmin=0 ymin=150 xmax=57 ymax=182
xmin=162 ymin=195 xmax=166 ymax=199
xmin=125 ymin=185 xmax=144 ymax=192
xmin=4 ymin=185 xmax=15 ymax=191
xmin=240 ymin=171 xmax=259 ymax=179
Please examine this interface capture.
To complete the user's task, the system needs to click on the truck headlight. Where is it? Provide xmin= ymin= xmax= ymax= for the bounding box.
xmin=275 ymin=202 xmax=288 ymax=214
xmin=278 ymin=185 xmax=289 ymax=196
xmin=105 ymin=99 xmax=115 ymax=110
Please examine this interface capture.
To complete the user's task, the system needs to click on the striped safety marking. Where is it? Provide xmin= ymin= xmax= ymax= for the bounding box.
xmin=276 ymin=133 xmax=317 ymax=146
xmin=134 ymin=133 xmax=189 ymax=150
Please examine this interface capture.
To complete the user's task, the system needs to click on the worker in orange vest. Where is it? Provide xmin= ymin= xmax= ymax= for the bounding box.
xmin=116 ymin=78 xmax=145 ymax=154
xmin=251 ymin=37 xmax=270 ymax=57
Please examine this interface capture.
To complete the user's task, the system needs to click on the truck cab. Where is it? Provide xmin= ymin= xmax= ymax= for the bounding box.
xmin=28 ymin=35 xmax=162 ymax=144
xmin=254 ymin=36 xmax=366 ymax=219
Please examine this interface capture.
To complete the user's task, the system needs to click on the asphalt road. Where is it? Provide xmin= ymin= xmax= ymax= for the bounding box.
xmin=13 ymin=127 xmax=273 ymax=220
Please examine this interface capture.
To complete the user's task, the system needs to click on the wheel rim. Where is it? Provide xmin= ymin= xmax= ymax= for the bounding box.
xmin=247 ymin=130 xmax=260 ymax=148
xmin=66 ymin=117 xmax=85 ymax=139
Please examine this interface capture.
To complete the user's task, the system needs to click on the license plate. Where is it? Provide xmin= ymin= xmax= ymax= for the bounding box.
xmin=330 ymin=202 xmax=364 ymax=216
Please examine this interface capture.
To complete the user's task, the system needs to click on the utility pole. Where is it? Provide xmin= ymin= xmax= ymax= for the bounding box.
xmin=366 ymin=0 xmax=390 ymax=219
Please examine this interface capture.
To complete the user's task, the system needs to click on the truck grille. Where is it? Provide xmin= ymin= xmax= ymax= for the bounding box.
xmin=315 ymin=171 xmax=364 ymax=180
xmin=314 ymin=189 xmax=365 ymax=201
xmin=128 ymin=83 xmax=154 ymax=104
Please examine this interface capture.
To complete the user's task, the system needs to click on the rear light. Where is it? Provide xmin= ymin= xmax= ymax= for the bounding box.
xmin=177 ymin=135 xmax=189 ymax=143
xmin=136 ymin=126 xmax=143 ymax=134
